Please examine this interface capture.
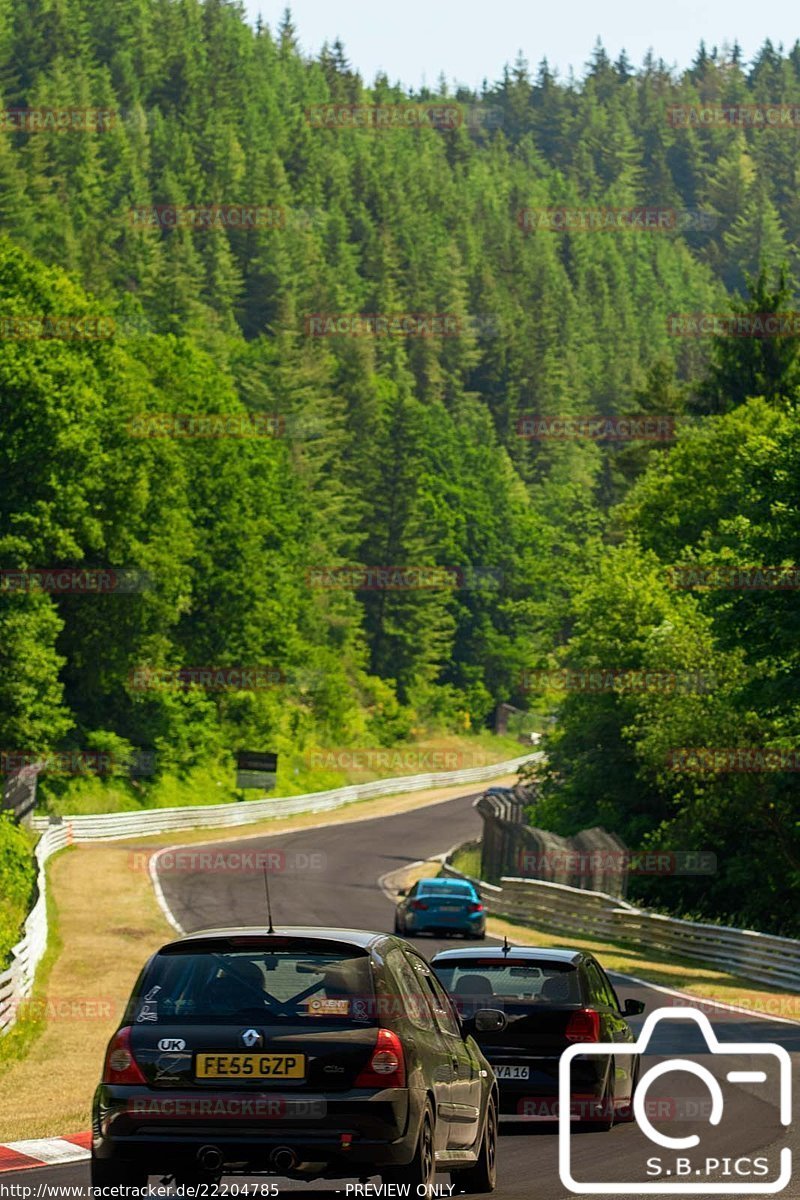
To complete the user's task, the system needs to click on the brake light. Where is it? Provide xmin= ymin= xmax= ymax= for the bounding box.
xmin=354 ymin=1028 xmax=406 ymax=1087
xmin=565 ymin=1009 xmax=601 ymax=1043
xmin=468 ymin=902 xmax=485 ymax=912
xmin=410 ymin=900 xmax=428 ymax=911
xmin=102 ymin=1026 xmax=146 ymax=1084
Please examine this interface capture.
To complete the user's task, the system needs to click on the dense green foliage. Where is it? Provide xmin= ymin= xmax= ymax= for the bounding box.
xmin=0 ymin=2 xmax=799 ymax=929
xmin=0 ymin=814 xmax=35 ymax=964
xmin=528 ymin=292 xmax=800 ymax=934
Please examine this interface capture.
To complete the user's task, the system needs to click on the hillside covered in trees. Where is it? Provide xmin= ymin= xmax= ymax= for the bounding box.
xmin=1 ymin=0 xmax=800 ymax=931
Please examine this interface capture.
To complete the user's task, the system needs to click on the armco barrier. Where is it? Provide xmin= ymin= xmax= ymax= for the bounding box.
xmin=441 ymin=859 xmax=800 ymax=992
xmin=1 ymin=754 xmax=538 ymax=1036
xmin=0 ymin=824 xmax=69 ymax=1034
xmin=28 ymin=754 xmax=540 ymax=842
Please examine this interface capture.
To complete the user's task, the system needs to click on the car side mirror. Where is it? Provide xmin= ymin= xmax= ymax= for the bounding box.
xmin=474 ymin=1008 xmax=508 ymax=1033
xmin=623 ymin=998 xmax=645 ymax=1016
xmin=397 ymin=888 xmax=407 ymax=897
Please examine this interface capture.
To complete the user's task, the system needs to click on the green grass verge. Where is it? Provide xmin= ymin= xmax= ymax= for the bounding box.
xmin=449 ymin=843 xmax=482 ymax=878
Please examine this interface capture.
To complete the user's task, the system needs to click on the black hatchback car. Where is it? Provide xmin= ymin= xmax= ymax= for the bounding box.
xmin=431 ymin=945 xmax=645 ymax=1129
xmin=92 ymin=927 xmax=502 ymax=1191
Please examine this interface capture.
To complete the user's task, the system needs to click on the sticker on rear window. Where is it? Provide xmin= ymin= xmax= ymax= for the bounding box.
xmin=304 ymin=998 xmax=351 ymax=1016
xmin=137 ymin=986 xmax=161 ymax=1022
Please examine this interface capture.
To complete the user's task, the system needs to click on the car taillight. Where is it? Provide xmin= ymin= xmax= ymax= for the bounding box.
xmin=468 ymin=902 xmax=485 ymax=912
xmin=410 ymin=900 xmax=428 ymax=911
xmin=565 ymin=1009 xmax=601 ymax=1043
xmin=354 ymin=1028 xmax=406 ymax=1087
xmin=102 ymin=1026 xmax=146 ymax=1084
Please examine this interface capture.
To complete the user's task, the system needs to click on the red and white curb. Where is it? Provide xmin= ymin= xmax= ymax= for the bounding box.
xmin=0 ymin=1132 xmax=91 ymax=1173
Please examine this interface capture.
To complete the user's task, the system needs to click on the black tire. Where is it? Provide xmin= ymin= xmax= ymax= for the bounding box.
xmin=382 ymin=1103 xmax=435 ymax=1189
xmin=90 ymin=1156 xmax=149 ymax=1192
xmin=469 ymin=929 xmax=486 ymax=940
xmin=585 ymin=1065 xmax=615 ymax=1133
xmin=616 ymin=1058 xmax=639 ymax=1123
xmin=452 ymin=1096 xmax=497 ymax=1194
xmin=394 ymin=912 xmax=404 ymax=934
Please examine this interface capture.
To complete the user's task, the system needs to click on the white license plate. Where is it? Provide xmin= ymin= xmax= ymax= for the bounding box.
xmin=495 ymin=1065 xmax=530 ymax=1080
xmin=439 ymin=905 xmax=461 ymax=912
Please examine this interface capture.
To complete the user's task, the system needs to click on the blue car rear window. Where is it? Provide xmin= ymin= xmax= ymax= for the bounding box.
xmin=418 ymin=882 xmax=476 ymax=897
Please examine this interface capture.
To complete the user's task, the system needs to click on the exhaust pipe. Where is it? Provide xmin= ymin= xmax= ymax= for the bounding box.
xmin=270 ymin=1146 xmax=298 ymax=1173
xmin=196 ymin=1145 xmax=224 ymax=1172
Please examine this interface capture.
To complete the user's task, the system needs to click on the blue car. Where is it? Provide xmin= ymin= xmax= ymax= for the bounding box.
xmin=394 ymin=877 xmax=487 ymax=939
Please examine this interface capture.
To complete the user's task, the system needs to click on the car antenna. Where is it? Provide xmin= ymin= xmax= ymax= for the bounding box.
xmin=502 ymin=935 xmax=510 ymax=956
xmin=263 ymin=866 xmax=275 ymax=935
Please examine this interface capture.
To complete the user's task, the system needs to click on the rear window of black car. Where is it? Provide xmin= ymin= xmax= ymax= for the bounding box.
xmin=128 ymin=948 xmax=377 ymax=1025
xmin=433 ymin=959 xmax=581 ymax=1005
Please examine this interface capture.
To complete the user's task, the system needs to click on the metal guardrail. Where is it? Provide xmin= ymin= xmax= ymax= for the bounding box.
xmin=2 ymin=755 xmax=535 ymax=1036
xmin=28 ymin=754 xmax=539 ymax=841
xmin=0 ymin=824 xmax=69 ymax=1034
xmin=441 ymin=861 xmax=800 ymax=991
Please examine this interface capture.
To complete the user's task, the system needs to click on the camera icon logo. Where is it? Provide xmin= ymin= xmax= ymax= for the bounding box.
xmin=558 ymin=1006 xmax=791 ymax=1194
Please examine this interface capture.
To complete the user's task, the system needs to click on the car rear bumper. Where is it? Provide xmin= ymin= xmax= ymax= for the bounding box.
xmin=404 ymin=911 xmax=485 ymax=935
xmin=93 ymin=1085 xmax=423 ymax=1174
xmin=486 ymin=1056 xmax=607 ymax=1120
